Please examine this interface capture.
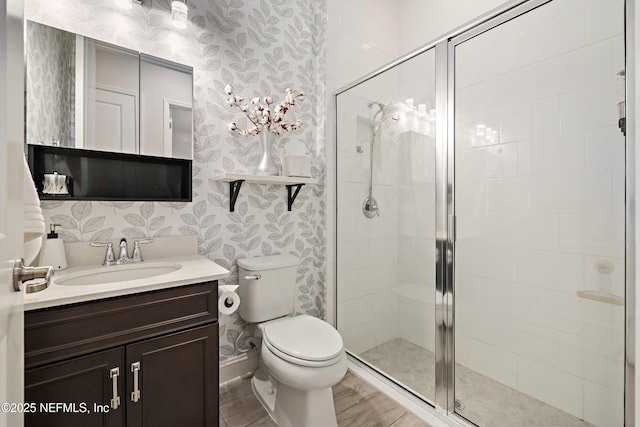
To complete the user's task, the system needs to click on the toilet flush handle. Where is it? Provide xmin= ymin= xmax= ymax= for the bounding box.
xmin=244 ymin=273 xmax=262 ymax=280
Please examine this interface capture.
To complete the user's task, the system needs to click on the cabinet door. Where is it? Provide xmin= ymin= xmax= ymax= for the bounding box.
xmin=126 ymin=323 xmax=218 ymax=427
xmin=25 ymin=347 xmax=125 ymax=427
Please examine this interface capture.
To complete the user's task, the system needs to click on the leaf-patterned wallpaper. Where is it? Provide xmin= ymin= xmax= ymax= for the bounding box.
xmin=25 ymin=0 xmax=327 ymax=362
xmin=26 ymin=21 xmax=75 ymax=147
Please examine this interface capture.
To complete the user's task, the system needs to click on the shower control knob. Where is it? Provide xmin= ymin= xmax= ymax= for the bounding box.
xmin=362 ymin=196 xmax=379 ymax=218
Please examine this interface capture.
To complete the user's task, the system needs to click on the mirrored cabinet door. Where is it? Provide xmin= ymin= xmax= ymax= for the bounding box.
xmin=26 ymin=20 xmax=193 ymax=160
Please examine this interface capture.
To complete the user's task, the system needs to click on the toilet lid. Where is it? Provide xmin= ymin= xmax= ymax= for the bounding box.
xmin=263 ymin=315 xmax=343 ymax=362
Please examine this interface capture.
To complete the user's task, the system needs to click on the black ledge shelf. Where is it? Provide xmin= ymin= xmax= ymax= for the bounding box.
xmin=213 ymin=172 xmax=318 ymax=212
xmin=28 ymin=144 xmax=192 ymax=202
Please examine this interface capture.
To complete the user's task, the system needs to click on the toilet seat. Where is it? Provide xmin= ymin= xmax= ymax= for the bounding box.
xmin=262 ymin=315 xmax=344 ymax=368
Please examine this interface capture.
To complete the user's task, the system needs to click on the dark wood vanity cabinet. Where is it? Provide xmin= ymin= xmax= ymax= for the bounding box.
xmin=24 ymin=282 xmax=219 ymax=427
xmin=25 ymin=347 xmax=126 ymax=427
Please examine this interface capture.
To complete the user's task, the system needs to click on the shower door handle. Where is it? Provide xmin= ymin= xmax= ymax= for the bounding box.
xmin=448 ymin=215 xmax=456 ymax=243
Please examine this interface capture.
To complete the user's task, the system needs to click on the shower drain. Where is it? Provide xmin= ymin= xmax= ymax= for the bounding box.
xmin=455 ymin=399 xmax=465 ymax=411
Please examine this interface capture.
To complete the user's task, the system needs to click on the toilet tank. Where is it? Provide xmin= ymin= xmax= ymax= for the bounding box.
xmin=237 ymin=255 xmax=299 ymax=323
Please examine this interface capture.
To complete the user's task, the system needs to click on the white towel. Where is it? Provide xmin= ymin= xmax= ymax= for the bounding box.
xmin=23 ymin=156 xmax=45 ymax=265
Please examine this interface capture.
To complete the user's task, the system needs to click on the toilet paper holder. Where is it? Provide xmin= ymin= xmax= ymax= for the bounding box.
xmin=218 ymin=284 xmax=241 ymax=315
xmin=222 ymin=296 xmax=235 ymax=308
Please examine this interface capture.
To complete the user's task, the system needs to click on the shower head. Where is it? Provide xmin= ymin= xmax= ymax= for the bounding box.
xmin=363 ymin=101 xmax=401 ymax=218
xmin=368 ymin=101 xmax=386 ymax=121
xmin=370 ymin=102 xmax=401 ymax=136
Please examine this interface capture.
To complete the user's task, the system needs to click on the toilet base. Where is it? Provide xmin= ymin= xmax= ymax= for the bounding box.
xmin=251 ymin=368 xmax=277 ymax=417
xmin=251 ymin=367 xmax=338 ymax=427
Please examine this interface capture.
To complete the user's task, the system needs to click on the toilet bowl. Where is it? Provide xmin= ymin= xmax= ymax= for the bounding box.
xmin=237 ymin=255 xmax=347 ymax=427
xmin=254 ymin=315 xmax=347 ymax=427
xmin=261 ymin=315 xmax=347 ymax=389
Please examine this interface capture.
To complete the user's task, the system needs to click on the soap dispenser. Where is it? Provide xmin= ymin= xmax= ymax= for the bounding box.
xmin=39 ymin=223 xmax=68 ymax=270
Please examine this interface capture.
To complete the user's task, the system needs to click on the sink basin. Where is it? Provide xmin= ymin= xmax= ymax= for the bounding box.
xmin=55 ymin=262 xmax=182 ymax=286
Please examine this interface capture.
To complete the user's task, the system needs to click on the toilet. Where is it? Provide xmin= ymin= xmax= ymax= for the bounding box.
xmin=238 ymin=255 xmax=347 ymax=427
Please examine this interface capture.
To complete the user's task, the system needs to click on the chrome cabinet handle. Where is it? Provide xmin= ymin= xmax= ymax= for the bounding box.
xmin=131 ymin=362 xmax=141 ymax=403
xmin=244 ymin=273 xmax=261 ymax=280
xmin=110 ymin=367 xmax=120 ymax=410
xmin=12 ymin=259 xmax=53 ymax=293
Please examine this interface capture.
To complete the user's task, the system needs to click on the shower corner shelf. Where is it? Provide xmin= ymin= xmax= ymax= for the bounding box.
xmin=576 ymin=290 xmax=624 ymax=306
xmin=213 ymin=172 xmax=318 ymax=212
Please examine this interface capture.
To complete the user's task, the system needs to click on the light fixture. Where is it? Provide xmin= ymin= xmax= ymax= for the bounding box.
xmin=171 ymin=0 xmax=188 ymax=29
xmin=114 ymin=0 xmax=132 ymax=10
xmin=418 ymin=104 xmax=427 ymax=117
xmin=405 ymin=98 xmax=414 ymax=112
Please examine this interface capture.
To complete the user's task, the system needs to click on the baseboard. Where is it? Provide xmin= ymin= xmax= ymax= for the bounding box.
xmin=219 ymin=351 xmax=259 ymax=385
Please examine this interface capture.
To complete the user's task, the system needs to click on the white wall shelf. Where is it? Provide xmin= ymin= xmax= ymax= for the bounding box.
xmin=213 ymin=172 xmax=319 ymax=212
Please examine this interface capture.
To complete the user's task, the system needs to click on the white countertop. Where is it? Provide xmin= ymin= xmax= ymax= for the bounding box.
xmin=24 ymin=254 xmax=230 ymax=311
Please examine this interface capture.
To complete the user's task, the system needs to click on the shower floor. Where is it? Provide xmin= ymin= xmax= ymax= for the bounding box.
xmin=360 ymin=338 xmax=594 ymax=427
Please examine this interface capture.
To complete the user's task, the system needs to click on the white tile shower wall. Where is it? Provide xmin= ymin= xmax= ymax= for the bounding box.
xmin=397 ymin=131 xmax=436 ymax=353
xmin=396 ymin=0 xmax=509 ymax=55
xmin=326 ymin=0 xmax=401 ymax=92
xmin=327 ymin=0 xmax=433 ymax=328
xmin=453 ymin=0 xmax=624 ymax=425
xmin=336 ymin=92 xmax=401 ymax=352
xmin=26 ymin=0 xmax=327 ymax=363
xmin=334 ymin=30 xmax=438 ymax=356
xmin=336 ymin=92 xmax=438 ymax=355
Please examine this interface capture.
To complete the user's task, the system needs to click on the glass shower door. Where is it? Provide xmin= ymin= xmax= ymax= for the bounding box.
xmin=452 ymin=0 xmax=625 ymax=426
xmin=336 ymin=48 xmax=438 ymax=404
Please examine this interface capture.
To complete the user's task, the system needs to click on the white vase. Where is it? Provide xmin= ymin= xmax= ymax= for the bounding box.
xmin=255 ymin=132 xmax=279 ymax=175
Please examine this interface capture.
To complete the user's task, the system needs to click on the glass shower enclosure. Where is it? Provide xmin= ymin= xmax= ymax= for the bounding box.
xmin=335 ymin=0 xmax=628 ymax=425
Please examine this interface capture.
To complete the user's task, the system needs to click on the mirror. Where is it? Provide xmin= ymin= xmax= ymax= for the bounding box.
xmin=25 ymin=20 xmax=193 ymax=160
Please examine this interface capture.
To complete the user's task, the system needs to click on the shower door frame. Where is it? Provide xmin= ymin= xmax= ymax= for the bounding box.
xmin=333 ymin=0 xmax=636 ymax=424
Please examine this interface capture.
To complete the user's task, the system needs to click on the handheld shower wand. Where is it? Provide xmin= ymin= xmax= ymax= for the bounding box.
xmin=362 ymin=101 xmax=400 ymax=218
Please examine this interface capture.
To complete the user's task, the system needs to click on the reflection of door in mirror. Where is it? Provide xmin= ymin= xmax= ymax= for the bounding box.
xmin=92 ymin=88 xmax=137 ymax=153
xmin=83 ymin=40 xmax=139 ymax=154
xmin=141 ymin=55 xmax=192 ymax=159
xmin=164 ymin=102 xmax=192 ymax=159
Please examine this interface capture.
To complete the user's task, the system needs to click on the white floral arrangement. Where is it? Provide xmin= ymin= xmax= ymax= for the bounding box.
xmin=224 ymin=84 xmax=304 ymax=136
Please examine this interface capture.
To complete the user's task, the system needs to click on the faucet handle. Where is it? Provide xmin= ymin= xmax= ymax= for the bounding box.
xmin=90 ymin=241 xmax=116 ymax=266
xmin=131 ymin=239 xmax=154 ymax=262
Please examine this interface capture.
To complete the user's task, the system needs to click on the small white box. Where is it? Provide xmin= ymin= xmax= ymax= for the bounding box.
xmin=282 ymin=153 xmax=311 ymax=177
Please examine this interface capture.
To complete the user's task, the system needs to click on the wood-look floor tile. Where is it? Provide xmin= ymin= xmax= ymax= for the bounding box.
xmin=220 ymin=376 xmax=254 ymax=407
xmin=246 ymin=415 xmax=278 ymax=426
xmin=337 ymin=391 xmax=406 ymax=427
xmin=220 ymin=370 xmax=433 ymax=427
xmin=220 ymin=377 xmax=269 ymax=426
xmin=389 ymin=411 xmax=433 ymax=427
xmin=332 ymin=371 xmax=379 ymax=413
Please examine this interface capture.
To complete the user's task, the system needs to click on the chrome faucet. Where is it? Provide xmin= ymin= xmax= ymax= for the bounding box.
xmin=117 ymin=238 xmax=130 ymax=264
xmin=90 ymin=238 xmax=154 ymax=266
